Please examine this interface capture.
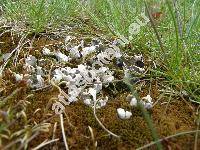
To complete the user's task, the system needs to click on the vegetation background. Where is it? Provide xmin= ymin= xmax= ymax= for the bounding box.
xmin=0 ymin=0 xmax=199 ymax=149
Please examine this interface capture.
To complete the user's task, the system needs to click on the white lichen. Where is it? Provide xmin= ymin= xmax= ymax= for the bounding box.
xmin=130 ymin=97 xmax=137 ymax=106
xmin=117 ymin=108 xmax=132 ymax=119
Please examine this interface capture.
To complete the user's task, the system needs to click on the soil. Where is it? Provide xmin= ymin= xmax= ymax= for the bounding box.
xmin=0 ymin=29 xmax=200 ymax=150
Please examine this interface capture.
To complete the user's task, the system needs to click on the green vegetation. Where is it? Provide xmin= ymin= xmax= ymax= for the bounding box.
xmin=81 ymin=0 xmax=200 ymax=102
xmin=0 ymin=0 xmax=199 ymax=149
xmin=2 ymin=0 xmax=78 ymax=33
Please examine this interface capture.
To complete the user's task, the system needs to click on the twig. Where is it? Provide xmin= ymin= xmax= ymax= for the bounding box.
xmin=93 ymin=100 xmax=120 ymax=138
xmin=60 ymin=114 xmax=69 ymax=150
xmin=88 ymin=126 xmax=97 ymax=149
xmin=19 ymin=132 xmax=40 ymax=150
xmin=194 ymin=111 xmax=200 ymax=150
xmin=13 ymin=34 xmax=29 ymax=66
xmin=52 ymin=122 xmax=58 ymax=140
xmin=0 ymin=29 xmax=11 ymax=37
xmin=0 ymin=35 xmax=27 ymax=76
xmin=32 ymin=139 xmax=59 ymax=150
xmin=137 ymin=130 xmax=200 ymax=150
xmin=2 ymin=139 xmax=21 ymax=150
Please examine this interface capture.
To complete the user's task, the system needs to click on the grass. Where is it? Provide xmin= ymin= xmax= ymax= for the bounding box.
xmin=2 ymin=0 xmax=79 ymax=33
xmin=81 ymin=0 xmax=200 ymax=102
xmin=81 ymin=0 xmax=143 ymax=36
xmin=124 ymin=78 xmax=163 ymax=150
xmin=0 ymin=0 xmax=200 ymax=149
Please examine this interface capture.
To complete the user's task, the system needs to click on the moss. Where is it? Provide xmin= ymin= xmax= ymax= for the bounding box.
xmin=0 ymin=32 xmax=199 ymax=149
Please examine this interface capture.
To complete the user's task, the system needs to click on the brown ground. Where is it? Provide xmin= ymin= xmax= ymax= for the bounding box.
xmin=0 ymin=31 xmax=200 ymax=150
